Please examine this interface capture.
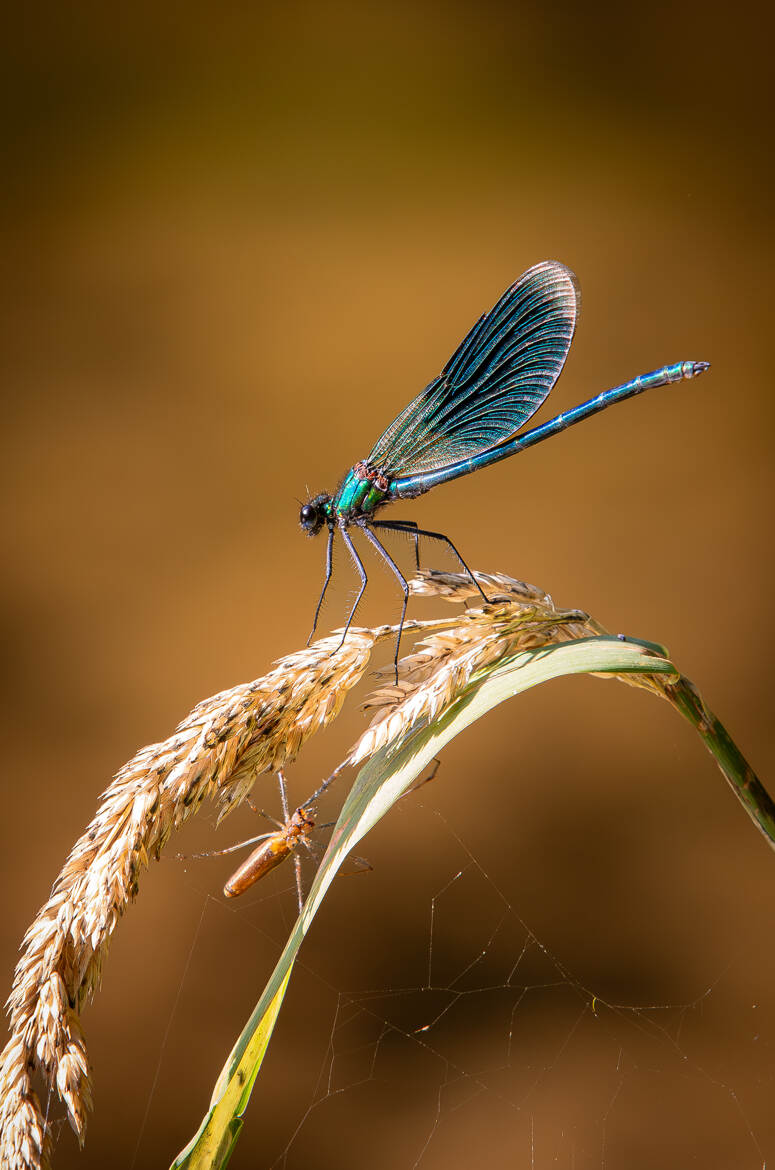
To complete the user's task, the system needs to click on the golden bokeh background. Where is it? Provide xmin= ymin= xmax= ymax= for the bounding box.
xmin=2 ymin=3 xmax=774 ymax=1167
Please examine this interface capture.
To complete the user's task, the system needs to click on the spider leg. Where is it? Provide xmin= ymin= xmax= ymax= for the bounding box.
xmin=245 ymin=794 xmax=283 ymax=826
xmin=402 ymin=756 xmax=442 ymax=798
xmin=293 ymin=853 xmax=304 ymax=915
xmin=276 ymin=769 xmax=290 ymax=823
xmin=357 ymin=521 xmax=409 ymax=685
xmin=337 ymin=523 xmax=369 ymax=647
xmin=182 ymin=831 xmax=275 ymax=861
xmin=307 ymin=522 xmax=335 ymax=645
xmin=303 ymin=759 xmax=349 ymax=807
xmin=372 ymin=520 xmax=489 ymax=602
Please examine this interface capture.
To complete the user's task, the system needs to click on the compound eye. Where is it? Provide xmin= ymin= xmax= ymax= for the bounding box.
xmin=300 ymin=503 xmax=317 ymax=526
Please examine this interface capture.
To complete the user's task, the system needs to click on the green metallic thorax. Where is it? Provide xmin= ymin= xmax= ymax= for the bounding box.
xmin=331 ymin=464 xmax=389 ymax=520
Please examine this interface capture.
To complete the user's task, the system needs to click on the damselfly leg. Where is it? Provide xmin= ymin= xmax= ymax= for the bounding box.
xmin=357 ymin=521 xmax=410 ymax=683
xmin=372 ymin=519 xmax=489 ymax=602
xmin=337 ymin=524 xmax=369 ymax=648
xmin=307 ymin=522 xmax=335 ymax=646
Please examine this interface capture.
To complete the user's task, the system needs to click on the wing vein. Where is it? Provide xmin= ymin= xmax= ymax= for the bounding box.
xmin=367 ymin=261 xmax=579 ymax=478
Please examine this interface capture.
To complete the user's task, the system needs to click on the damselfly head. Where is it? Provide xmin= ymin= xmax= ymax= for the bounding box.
xmin=299 ymin=494 xmax=329 ymax=536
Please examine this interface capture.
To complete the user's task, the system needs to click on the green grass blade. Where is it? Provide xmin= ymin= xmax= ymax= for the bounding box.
xmin=171 ymin=965 xmax=294 ymax=1170
xmin=665 ymin=675 xmax=775 ymax=850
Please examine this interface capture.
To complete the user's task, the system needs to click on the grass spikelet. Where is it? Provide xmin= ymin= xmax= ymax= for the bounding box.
xmin=352 ymin=570 xmax=603 ymax=765
xmin=2 ymin=571 xmax=772 ymax=1170
xmin=0 ymin=623 xmax=414 ymax=1170
xmin=352 ymin=572 xmax=774 ymax=847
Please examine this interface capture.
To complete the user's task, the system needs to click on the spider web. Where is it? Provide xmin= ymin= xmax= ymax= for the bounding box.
xmin=176 ymin=794 xmax=772 ymax=1170
xmin=136 ymin=764 xmax=775 ymax=1170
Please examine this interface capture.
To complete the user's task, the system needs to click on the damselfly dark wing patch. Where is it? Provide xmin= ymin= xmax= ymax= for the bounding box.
xmin=367 ymin=260 xmax=579 ymax=477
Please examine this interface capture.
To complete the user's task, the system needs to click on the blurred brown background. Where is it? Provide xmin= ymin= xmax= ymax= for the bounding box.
xmin=1 ymin=2 xmax=774 ymax=1167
